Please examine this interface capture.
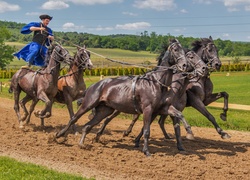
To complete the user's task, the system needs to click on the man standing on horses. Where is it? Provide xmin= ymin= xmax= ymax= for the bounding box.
xmin=13 ymin=14 xmax=54 ymax=68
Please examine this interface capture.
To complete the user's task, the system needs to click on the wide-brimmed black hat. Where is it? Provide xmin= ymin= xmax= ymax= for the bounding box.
xmin=39 ymin=14 xmax=53 ymax=20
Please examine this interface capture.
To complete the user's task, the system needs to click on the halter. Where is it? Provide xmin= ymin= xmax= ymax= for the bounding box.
xmin=75 ymin=48 xmax=91 ymax=69
xmin=201 ymin=42 xmax=218 ymax=68
xmin=185 ymin=51 xmax=207 ymax=79
xmin=168 ymin=42 xmax=186 ymax=66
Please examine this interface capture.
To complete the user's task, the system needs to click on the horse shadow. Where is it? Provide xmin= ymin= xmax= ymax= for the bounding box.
xmin=29 ymin=123 xmax=250 ymax=159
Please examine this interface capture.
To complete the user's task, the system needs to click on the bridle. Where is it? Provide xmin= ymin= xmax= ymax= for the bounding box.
xmin=75 ymin=48 xmax=91 ymax=69
xmin=201 ymin=42 xmax=219 ymax=68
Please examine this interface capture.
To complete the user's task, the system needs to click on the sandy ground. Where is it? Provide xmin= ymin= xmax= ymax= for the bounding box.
xmin=0 ymin=97 xmax=249 ymax=180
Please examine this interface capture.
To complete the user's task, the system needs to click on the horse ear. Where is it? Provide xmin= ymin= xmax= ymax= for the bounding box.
xmin=83 ymin=45 xmax=86 ymax=49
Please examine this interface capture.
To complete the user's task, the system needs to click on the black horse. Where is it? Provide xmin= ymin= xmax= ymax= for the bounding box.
xmin=94 ymin=50 xmax=207 ymax=144
xmin=123 ymin=36 xmax=230 ymax=141
xmin=184 ymin=36 xmax=230 ymax=138
xmin=55 ymin=39 xmax=188 ymax=156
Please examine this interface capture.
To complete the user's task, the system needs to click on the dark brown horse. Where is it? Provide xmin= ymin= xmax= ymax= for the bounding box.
xmin=9 ymin=44 xmax=71 ymax=128
xmin=184 ymin=36 xmax=230 ymax=138
xmin=124 ymin=36 xmax=230 ymax=141
xmin=54 ymin=46 xmax=93 ymax=132
xmin=94 ymin=50 xmax=207 ymax=143
xmin=55 ymin=39 xmax=188 ymax=156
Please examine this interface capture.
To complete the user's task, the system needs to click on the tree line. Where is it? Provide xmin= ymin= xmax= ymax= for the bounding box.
xmin=1 ymin=20 xmax=250 ymax=67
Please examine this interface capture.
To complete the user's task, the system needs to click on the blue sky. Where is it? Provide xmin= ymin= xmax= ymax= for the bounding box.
xmin=1 ymin=0 xmax=250 ymax=41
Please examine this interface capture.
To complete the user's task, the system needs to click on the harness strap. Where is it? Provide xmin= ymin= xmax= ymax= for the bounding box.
xmin=132 ymin=76 xmax=141 ymax=114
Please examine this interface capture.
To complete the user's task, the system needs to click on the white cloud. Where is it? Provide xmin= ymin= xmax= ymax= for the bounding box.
xmin=223 ymin=0 xmax=250 ymax=6
xmin=193 ymin=0 xmax=212 ymax=5
xmin=64 ymin=0 xmax=123 ymax=5
xmin=223 ymin=0 xmax=250 ymax=11
xmin=122 ymin=12 xmax=138 ymax=16
xmin=63 ymin=22 xmax=76 ymax=29
xmin=115 ymin=22 xmax=151 ymax=30
xmin=222 ymin=33 xmax=230 ymax=37
xmin=133 ymin=0 xmax=177 ymax=11
xmin=180 ymin=9 xmax=188 ymax=13
xmin=25 ymin=12 xmax=41 ymax=16
xmin=41 ymin=1 xmax=69 ymax=10
xmin=62 ymin=22 xmax=85 ymax=31
xmin=0 ymin=1 xmax=20 ymax=13
xmin=95 ymin=26 xmax=114 ymax=31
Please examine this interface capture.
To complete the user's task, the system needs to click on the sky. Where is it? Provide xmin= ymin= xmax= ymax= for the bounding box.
xmin=1 ymin=0 xmax=250 ymax=42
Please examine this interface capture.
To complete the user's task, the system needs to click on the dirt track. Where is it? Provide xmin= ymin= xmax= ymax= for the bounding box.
xmin=0 ymin=97 xmax=250 ymax=180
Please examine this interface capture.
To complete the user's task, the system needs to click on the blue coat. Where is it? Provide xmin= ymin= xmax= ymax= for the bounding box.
xmin=13 ymin=22 xmax=53 ymax=66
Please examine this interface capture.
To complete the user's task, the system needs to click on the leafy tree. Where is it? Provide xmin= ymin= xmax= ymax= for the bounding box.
xmin=0 ymin=27 xmax=16 ymax=69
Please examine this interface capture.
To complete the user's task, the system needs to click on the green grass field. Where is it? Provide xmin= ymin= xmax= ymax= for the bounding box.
xmin=0 ymin=156 xmax=91 ymax=180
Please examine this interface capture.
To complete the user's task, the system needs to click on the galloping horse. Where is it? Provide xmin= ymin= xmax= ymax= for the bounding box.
xmin=94 ymin=50 xmax=207 ymax=143
xmin=55 ymin=39 xmax=188 ymax=156
xmin=54 ymin=46 xmax=93 ymax=132
xmin=9 ymin=44 xmax=71 ymax=128
xmin=124 ymin=36 xmax=230 ymax=140
xmin=185 ymin=36 xmax=230 ymax=138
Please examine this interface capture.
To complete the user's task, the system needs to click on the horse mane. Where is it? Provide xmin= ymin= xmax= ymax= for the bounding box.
xmin=191 ymin=37 xmax=213 ymax=52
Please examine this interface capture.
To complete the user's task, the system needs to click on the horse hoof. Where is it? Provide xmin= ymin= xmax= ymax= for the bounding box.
xmin=34 ymin=111 xmax=40 ymax=117
xmin=19 ymin=121 xmax=25 ymax=129
xmin=78 ymin=143 xmax=85 ymax=149
xmin=55 ymin=136 xmax=67 ymax=144
xmin=220 ymin=113 xmax=227 ymax=121
xmin=164 ymin=133 xmax=173 ymax=139
xmin=186 ymin=133 xmax=195 ymax=140
xmin=19 ymin=125 xmax=24 ymax=129
xmin=179 ymin=150 xmax=188 ymax=155
xmin=221 ymin=133 xmax=231 ymax=139
xmin=144 ymin=151 xmax=151 ymax=157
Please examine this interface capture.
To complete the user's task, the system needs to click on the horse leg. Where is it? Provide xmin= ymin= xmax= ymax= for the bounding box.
xmin=167 ymin=105 xmax=185 ymax=152
xmin=123 ymin=114 xmax=140 ymax=137
xmin=24 ymin=98 xmax=38 ymax=125
xmin=79 ymin=105 xmax=115 ymax=147
xmin=13 ymin=88 xmax=23 ymax=127
xmin=188 ymin=92 xmax=231 ymax=139
xmin=35 ymin=92 xmax=52 ymax=119
xmin=65 ymin=98 xmax=78 ymax=134
xmin=95 ymin=110 xmax=120 ymax=142
xmin=203 ymin=92 xmax=229 ymax=121
xmin=158 ymin=114 xmax=194 ymax=140
xmin=134 ymin=113 xmax=157 ymax=148
xmin=158 ymin=115 xmax=173 ymax=139
xmin=56 ymin=101 xmax=94 ymax=138
xmin=141 ymin=108 xmax=155 ymax=157
xmin=18 ymin=95 xmax=33 ymax=126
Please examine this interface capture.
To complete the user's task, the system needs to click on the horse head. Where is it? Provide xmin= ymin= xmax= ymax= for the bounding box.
xmin=192 ymin=36 xmax=221 ymax=71
xmin=185 ymin=50 xmax=207 ymax=77
xmin=158 ymin=39 xmax=187 ymax=72
xmin=49 ymin=43 xmax=72 ymax=65
xmin=74 ymin=45 xmax=93 ymax=70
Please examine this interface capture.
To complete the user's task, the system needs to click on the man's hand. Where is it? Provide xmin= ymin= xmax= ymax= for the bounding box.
xmin=48 ymin=35 xmax=54 ymax=41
